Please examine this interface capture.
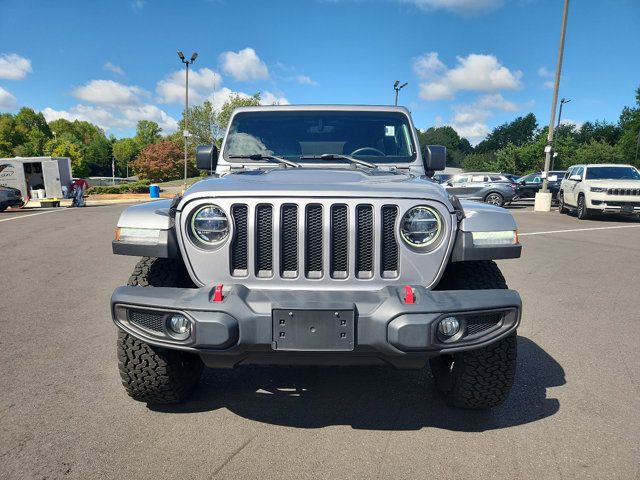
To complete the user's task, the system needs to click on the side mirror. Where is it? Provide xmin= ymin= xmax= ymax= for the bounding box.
xmin=196 ymin=144 xmax=219 ymax=171
xmin=446 ymin=182 xmax=453 ymax=187
xmin=569 ymin=174 xmax=581 ymax=181
xmin=519 ymin=180 xmax=526 ymax=185
xmin=423 ymin=145 xmax=446 ymax=172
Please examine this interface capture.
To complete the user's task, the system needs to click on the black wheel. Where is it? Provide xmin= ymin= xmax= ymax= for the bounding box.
xmin=0 ymin=206 xmax=6 ymax=212
xmin=431 ymin=261 xmax=517 ymax=409
xmin=484 ymin=192 xmax=504 ymax=207
xmin=117 ymin=257 xmax=202 ymax=404
xmin=577 ymin=194 xmax=590 ymax=219
xmin=117 ymin=330 xmax=203 ymax=404
xmin=558 ymin=191 xmax=569 ymax=214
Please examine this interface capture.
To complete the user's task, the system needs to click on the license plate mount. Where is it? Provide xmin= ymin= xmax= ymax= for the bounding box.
xmin=272 ymin=309 xmax=355 ymax=351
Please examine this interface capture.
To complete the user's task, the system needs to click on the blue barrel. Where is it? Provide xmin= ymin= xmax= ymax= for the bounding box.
xmin=149 ymin=184 xmax=160 ymax=198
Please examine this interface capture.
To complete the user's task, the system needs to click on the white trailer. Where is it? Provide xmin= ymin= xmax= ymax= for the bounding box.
xmin=0 ymin=157 xmax=73 ymax=200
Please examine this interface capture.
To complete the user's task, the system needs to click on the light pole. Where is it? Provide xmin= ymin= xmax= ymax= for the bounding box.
xmin=552 ymin=98 xmax=570 ymax=170
xmin=394 ymin=80 xmax=408 ymax=106
xmin=535 ymin=0 xmax=570 ymax=212
xmin=177 ymin=50 xmax=198 ymax=193
xmin=635 ymin=128 xmax=640 ymax=165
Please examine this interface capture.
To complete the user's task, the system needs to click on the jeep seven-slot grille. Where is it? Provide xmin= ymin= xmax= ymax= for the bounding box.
xmin=229 ymin=203 xmax=401 ymax=280
xmin=608 ymin=188 xmax=640 ymax=196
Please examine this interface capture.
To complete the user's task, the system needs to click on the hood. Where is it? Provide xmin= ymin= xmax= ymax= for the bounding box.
xmin=585 ymin=179 xmax=640 ymax=188
xmin=182 ymin=167 xmax=451 ymax=206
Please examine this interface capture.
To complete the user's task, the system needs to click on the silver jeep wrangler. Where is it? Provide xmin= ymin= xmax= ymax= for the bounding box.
xmin=111 ymin=105 xmax=522 ymax=409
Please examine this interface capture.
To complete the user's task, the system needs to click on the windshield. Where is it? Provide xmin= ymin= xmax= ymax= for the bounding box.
xmin=585 ymin=166 xmax=640 ymax=180
xmin=224 ymin=110 xmax=417 ymax=164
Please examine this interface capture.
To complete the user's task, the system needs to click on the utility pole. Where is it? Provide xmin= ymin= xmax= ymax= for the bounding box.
xmin=535 ymin=0 xmax=570 ymax=212
xmin=635 ymin=128 xmax=640 ymax=165
xmin=394 ymin=80 xmax=408 ymax=106
xmin=552 ymin=98 xmax=570 ymax=170
xmin=177 ymin=50 xmax=198 ymax=193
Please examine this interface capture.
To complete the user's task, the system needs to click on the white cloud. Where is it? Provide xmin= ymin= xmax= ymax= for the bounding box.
xmin=0 ymin=86 xmax=17 ymax=109
xmin=42 ymin=103 xmax=177 ymax=134
xmin=72 ymin=80 xmax=147 ymax=105
xmin=0 ymin=53 xmax=32 ymax=80
xmin=417 ymin=53 xmax=522 ymax=101
xmin=543 ymin=80 xmax=554 ymax=90
xmin=399 ymin=0 xmax=501 ymax=14
xmin=413 ymin=52 xmax=446 ymax=79
xmin=295 ymin=75 xmax=318 ymax=86
xmin=156 ymin=67 xmax=222 ymax=104
xmin=220 ymin=48 xmax=269 ymax=81
xmin=103 ymin=62 xmax=124 ymax=75
xmin=537 ymin=66 xmax=554 ymax=78
xmin=131 ymin=0 xmax=144 ymax=10
xmin=450 ymin=121 xmax=491 ymax=144
xmin=260 ymin=91 xmax=289 ymax=105
xmin=448 ymin=94 xmax=527 ymax=145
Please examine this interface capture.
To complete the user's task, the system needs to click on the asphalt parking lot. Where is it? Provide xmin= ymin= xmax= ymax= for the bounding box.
xmin=1 ymin=203 xmax=639 ymax=480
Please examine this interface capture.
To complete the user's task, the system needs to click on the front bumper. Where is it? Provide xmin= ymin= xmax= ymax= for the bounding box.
xmin=588 ymin=195 xmax=640 ymax=213
xmin=111 ymin=285 xmax=521 ymax=369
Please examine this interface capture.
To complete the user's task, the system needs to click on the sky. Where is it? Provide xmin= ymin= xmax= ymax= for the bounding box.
xmin=0 ymin=0 xmax=638 ymax=145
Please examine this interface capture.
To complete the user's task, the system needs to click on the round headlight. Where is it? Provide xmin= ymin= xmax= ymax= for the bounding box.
xmin=400 ymin=206 xmax=442 ymax=248
xmin=191 ymin=205 xmax=229 ymax=246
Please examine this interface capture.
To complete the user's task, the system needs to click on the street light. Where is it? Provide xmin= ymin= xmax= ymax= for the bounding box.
xmin=177 ymin=50 xmax=198 ymax=193
xmin=394 ymin=80 xmax=408 ymax=106
xmin=552 ymin=97 xmax=571 ymax=170
xmin=535 ymin=0 xmax=570 ymax=212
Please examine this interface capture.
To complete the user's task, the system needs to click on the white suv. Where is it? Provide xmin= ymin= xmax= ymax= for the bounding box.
xmin=558 ymin=164 xmax=640 ymax=219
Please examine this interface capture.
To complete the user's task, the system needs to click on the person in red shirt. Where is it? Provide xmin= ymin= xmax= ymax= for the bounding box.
xmin=71 ymin=178 xmax=89 ymax=207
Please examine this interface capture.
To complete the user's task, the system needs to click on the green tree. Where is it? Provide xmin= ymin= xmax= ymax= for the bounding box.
xmin=84 ymin=135 xmax=112 ymax=176
xmin=575 ymin=140 xmax=623 ymax=165
xmin=50 ymin=140 xmax=87 ymax=177
xmin=216 ymin=93 xmax=261 ymax=133
xmin=135 ymin=120 xmax=162 ymax=147
xmin=132 ymin=140 xmax=194 ymax=182
xmin=462 ymin=152 xmax=497 ymax=172
xmin=617 ymin=86 xmax=640 ymax=165
xmin=112 ymin=138 xmax=140 ymax=177
xmin=417 ymin=126 xmax=472 ymax=168
xmin=0 ymin=113 xmax=18 ymax=157
xmin=475 ymin=113 xmax=538 ymax=153
xmin=12 ymin=107 xmax=52 ymax=156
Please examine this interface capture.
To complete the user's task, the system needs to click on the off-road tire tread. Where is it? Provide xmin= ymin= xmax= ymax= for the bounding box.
xmin=117 ymin=330 xmax=203 ymax=404
xmin=118 ymin=256 xmax=202 ymax=404
xmin=127 ymin=256 xmax=193 ymax=288
xmin=431 ymin=260 xmax=516 ymax=409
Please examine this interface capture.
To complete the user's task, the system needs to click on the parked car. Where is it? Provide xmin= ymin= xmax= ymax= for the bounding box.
xmin=110 ymin=105 xmax=523 ymax=409
xmin=516 ymin=171 xmax=566 ymax=201
xmin=558 ymin=164 xmax=640 ymax=219
xmin=502 ymin=173 xmax=521 ymax=183
xmin=443 ymin=172 xmax=518 ymax=207
xmin=0 ymin=186 xmax=23 ymax=212
xmin=432 ymin=173 xmax=454 ymax=184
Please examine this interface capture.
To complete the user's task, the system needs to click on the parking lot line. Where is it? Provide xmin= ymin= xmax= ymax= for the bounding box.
xmin=0 ymin=208 xmax=70 ymax=223
xmin=520 ymin=224 xmax=640 ymax=236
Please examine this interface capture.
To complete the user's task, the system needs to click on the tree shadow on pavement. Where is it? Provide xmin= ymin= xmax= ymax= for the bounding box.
xmin=151 ymin=336 xmax=564 ymax=432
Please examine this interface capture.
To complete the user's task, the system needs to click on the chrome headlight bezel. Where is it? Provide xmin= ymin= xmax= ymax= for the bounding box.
xmin=188 ymin=204 xmax=230 ymax=250
xmin=400 ymin=205 xmax=443 ymax=250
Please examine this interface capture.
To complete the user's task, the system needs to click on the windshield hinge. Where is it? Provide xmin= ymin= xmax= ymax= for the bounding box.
xmin=230 ymin=164 xmax=245 ymax=171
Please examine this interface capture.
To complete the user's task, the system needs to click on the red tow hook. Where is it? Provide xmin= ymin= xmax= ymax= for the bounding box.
xmin=404 ymin=285 xmax=415 ymax=304
xmin=212 ymin=284 xmax=224 ymax=302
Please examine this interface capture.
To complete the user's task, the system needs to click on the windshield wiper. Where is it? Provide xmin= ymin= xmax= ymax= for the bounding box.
xmin=300 ymin=153 xmax=377 ymax=169
xmin=229 ymin=154 xmax=301 ymax=168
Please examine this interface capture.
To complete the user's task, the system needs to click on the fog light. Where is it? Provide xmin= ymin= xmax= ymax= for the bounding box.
xmin=168 ymin=315 xmax=190 ymax=335
xmin=438 ymin=317 xmax=460 ymax=337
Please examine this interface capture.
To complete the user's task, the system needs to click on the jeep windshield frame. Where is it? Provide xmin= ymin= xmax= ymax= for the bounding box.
xmin=222 ymin=110 xmax=418 ymax=166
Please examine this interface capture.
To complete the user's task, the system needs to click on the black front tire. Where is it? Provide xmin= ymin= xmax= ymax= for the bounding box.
xmin=117 ymin=257 xmax=202 ymax=404
xmin=558 ymin=191 xmax=569 ymax=214
xmin=577 ymin=194 xmax=590 ymax=219
xmin=431 ymin=261 xmax=517 ymax=409
xmin=118 ymin=330 xmax=203 ymax=404
xmin=484 ymin=192 xmax=504 ymax=207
